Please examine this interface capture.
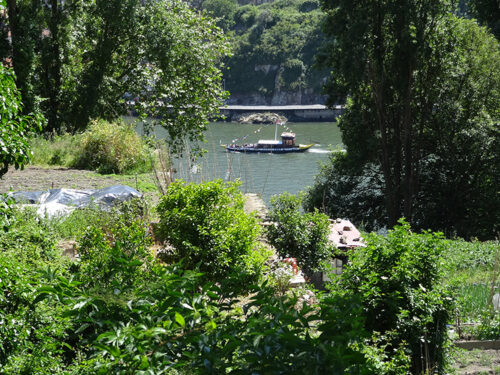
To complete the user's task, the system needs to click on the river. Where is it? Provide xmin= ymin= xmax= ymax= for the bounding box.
xmin=136 ymin=119 xmax=343 ymax=203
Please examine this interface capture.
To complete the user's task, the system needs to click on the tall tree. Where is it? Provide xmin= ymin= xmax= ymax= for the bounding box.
xmin=468 ymin=0 xmax=500 ymax=39
xmin=4 ymin=0 xmax=38 ymax=115
xmin=2 ymin=0 xmax=229 ymax=152
xmin=66 ymin=0 xmax=142 ymax=131
xmin=138 ymin=0 xmax=230 ymax=155
xmin=312 ymin=1 xmax=500 ymax=239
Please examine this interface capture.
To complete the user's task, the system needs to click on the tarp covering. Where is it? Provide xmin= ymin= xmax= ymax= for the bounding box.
xmin=8 ymin=185 xmax=142 ymax=218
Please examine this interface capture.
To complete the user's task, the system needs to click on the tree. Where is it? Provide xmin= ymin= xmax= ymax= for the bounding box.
xmin=467 ymin=0 xmax=500 ymax=39
xmin=0 ymin=60 xmax=42 ymax=178
xmin=224 ymin=0 xmax=326 ymax=102
xmin=2 ymin=0 xmax=85 ymax=132
xmin=137 ymin=0 xmax=230 ymax=155
xmin=202 ymin=0 xmax=238 ymax=30
xmin=2 ymin=0 xmax=229 ymax=154
xmin=314 ymin=1 xmax=500 ymax=239
xmin=4 ymin=0 xmax=38 ymax=116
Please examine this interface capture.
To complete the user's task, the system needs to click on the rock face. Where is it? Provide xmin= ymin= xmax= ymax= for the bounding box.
xmin=236 ymin=112 xmax=287 ymax=124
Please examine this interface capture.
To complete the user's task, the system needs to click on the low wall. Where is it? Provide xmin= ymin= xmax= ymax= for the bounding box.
xmin=219 ymin=105 xmax=344 ymax=122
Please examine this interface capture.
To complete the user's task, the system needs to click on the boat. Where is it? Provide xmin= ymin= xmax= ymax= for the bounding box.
xmin=225 ymin=132 xmax=314 ymax=154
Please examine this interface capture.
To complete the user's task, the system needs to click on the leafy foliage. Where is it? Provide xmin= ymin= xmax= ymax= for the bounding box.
xmin=441 ymin=238 xmax=499 ymax=326
xmin=2 ymin=0 xmax=229 ymax=152
xmin=157 ymin=179 xmax=266 ymax=290
xmin=202 ymin=0 xmax=238 ymax=30
xmin=72 ymin=119 xmax=151 ymax=174
xmin=136 ymin=0 xmax=230 ymax=155
xmin=0 ymin=63 xmax=42 ymax=178
xmin=29 ymin=132 xmax=82 ymax=167
xmin=0 ymin=192 xmax=460 ymax=374
xmin=327 ymin=220 xmax=452 ymax=374
xmin=0 ymin=206 xmax=70 ymax=373
xmin=221 ymin=0 xmax=327 ymax=102
xmin=267 ymin=192 xmax=333 ymax=274
xmin=304 ymin=150 xmax=387 ymax=229
xmin=467 ymin=0 xmax=500 ymax=39
xmin=314 ymin=0 xmax=500 ymax=239
xmin=0 ymin=206 xmax=60 ymax=262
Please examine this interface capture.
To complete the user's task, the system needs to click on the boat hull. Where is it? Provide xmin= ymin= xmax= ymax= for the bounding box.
xmin=225 ymin=144 xmax=314 ymax=153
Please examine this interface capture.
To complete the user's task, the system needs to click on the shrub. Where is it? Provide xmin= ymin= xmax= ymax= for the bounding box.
xmin=0 ymin=208 xmax=70 ymax=374
xmin=75 ymin=200 xmax=152 ymax=289
xmin=72 ymin=119 xmax=151 ymax=174
xmin=0 ymin=206 xmax=60 ymax=263
xmin=0 ymin=63 xmax=43 ymax=179
xmin=266 ymin=192 xmax=333 ymax=275
xmin=156 ymin=179 xmax=265 ymax=289
xmin=327 ymin=220 xmax=453 ymax=374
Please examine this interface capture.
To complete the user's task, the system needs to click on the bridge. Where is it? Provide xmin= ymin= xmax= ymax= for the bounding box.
xmin=219 ymin=104 xmax=344 ymax=122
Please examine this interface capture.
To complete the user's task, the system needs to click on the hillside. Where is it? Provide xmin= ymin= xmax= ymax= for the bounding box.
xmin=201 ymin=0 xmax=328 ymax=105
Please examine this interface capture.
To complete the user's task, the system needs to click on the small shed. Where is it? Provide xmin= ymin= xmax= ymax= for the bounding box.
xmin=328 ymin=218 xmax=366 ymax=249
xmin=310 ymin=218 xmax=365 ymax=289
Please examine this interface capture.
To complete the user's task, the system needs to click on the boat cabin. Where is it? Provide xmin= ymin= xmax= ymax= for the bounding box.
xmin=281 ymin=132 xmax=296 ymax=147
xmin=256 ymin=132 xmax=296 ymax=149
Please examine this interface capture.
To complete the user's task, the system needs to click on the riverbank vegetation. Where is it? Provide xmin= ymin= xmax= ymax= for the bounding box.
xmin=1 ymin=0 xmax=499 ymax=373
xmin=30 ymin=120 xmax=154 ymax=175
xmin=0 ymin=180 xmax=498 ymax=373
xmin=308 ymin=1 xmax=500 ymax=240
xmin=1 ymin=0 xmax=229 ymax=155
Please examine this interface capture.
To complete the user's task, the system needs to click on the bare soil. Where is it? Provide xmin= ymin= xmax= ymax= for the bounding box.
xmin=0 ymin=166 xmax=144 ymax=192
xmin=0 ymin=166 xmax=268 ymax=216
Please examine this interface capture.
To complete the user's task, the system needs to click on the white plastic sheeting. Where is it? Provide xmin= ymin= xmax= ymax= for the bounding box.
xmin=8 ymin=185 xmax=142 ymax=218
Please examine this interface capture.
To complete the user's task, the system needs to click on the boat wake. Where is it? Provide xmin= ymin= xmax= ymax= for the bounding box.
xmin=308 ymin=148 xmax=333 ymax=154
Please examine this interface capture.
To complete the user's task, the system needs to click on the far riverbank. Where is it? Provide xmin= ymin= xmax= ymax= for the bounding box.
xmin=218 ymin=104 xmax=345 ymax=122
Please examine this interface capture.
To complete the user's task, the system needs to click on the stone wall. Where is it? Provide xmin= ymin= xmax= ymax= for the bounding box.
xmin=227 ymin=91 xmax=327 ymax=106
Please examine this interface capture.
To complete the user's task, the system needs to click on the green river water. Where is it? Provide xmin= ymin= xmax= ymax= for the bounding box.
xmin=137 ymin=120 xmax=343 ymax=203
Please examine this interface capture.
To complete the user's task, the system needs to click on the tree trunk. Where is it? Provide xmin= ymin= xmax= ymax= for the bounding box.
xmin=370 ymin=4 xmax=399 ymax=227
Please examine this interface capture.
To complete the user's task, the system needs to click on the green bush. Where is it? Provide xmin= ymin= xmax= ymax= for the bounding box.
xmin=77 ymin=215 xmax=152 ymax=290
xmin=0 ymin=206 xmax=71 ymax=374
xmin=474 ymin=312 xmax=500 ymax=340
xmin=266 ymin=192 xmax=333 ymax=274
xmin=327 ymin=220 xmax=453 ymax=374
xmin=0 ymin=206 xmax=60 ymax=263
xmin=72 ymin=119 xmax=151 ymax=174
xmin=0 ymin=63 xmax=43 ymax=178
xmin=156 ymin=179 xmax=265 ymax=289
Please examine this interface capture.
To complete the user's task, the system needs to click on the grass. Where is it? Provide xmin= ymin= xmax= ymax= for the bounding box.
xmin=441 ymin=238 xmax=500 ymax=338
xmin=456 ymin=283 xmax=495 ymax=322
xmin=29 ymin=119 xmax=156 ymax=175
xmin=451 ymin=348 xmax=498 ymax=370
xmin=30 ymin=133 xmax=82 ymax=167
